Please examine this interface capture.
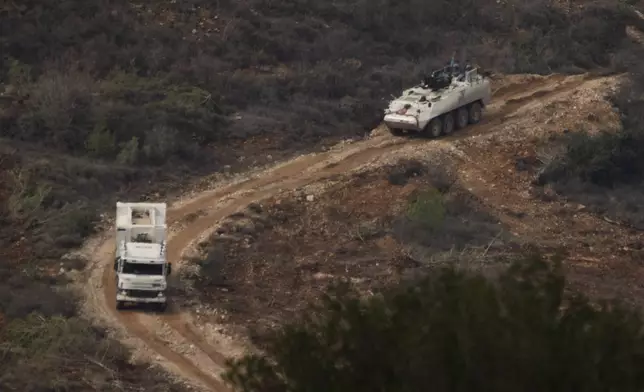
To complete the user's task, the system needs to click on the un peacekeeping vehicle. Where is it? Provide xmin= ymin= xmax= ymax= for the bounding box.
xmin=384 ymin=59 xmax=492 ymax=137
xmin=113 ymin=202 xmax=172 ymax=311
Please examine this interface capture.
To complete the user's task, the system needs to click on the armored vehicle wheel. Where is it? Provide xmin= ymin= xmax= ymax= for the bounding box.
xmin=116 ymin=301 xmax=125 ymax=310
xmin=442 ymin=113 xmax=455 ymax=135
xmin=468 ymin=101 xmax=482 ymax=124
xmin=455 ymin=107 xmax=469 ymax=129
xmin=425 ymin=118 xmax=443 ymax=138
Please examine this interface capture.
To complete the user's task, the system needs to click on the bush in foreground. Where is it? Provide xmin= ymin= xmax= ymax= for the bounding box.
xmin=224 ymin=253 xmax=644 ymax=392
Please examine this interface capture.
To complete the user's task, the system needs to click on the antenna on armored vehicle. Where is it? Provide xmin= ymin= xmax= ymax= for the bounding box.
xmin=449 ymin=51 xmax=457 ymax=77
xmin=458 ymin=48 xmax=467 ymax=73
xmin=382 ymin=47 xmax=492 ymax=138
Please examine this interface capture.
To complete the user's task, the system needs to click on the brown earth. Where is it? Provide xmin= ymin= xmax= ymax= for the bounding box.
xmin=189 ymin=72 xmax=644 ymax=344
xmin=75 ymin=71 xmax=643 ymax=392
xmin=188 ymin=163 xmax=519 ymax=340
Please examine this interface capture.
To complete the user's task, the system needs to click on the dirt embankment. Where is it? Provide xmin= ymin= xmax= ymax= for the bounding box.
xmin=186 ymin=73 xmax=644 ymax=342
xmin=78 ymin=72 xmax=629 ymax=391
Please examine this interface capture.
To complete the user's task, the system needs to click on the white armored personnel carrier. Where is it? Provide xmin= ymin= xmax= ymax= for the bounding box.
xmin=384 ymin=61 xmax=491 ymax=137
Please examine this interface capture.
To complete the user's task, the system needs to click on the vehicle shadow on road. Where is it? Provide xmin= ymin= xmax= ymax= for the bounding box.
xmin=116 ymin=302 xmax=178 ymax=315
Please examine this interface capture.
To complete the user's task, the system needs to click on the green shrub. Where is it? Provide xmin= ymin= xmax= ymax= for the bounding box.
xmin=6 ymin=168 xmax=51 ymax=221
xmin=538 ymin=129 xmax=644 ymax=188
xmin=0 ymin=312 xmax=183 ymax=391
xmin=224 ymin=253 xmax=644 ymax=392
xmin=406 ymin=188 xmax=446 ymax=230
xmin=142 ymin=124 xmax=180 ymax=164
xmin=85 ymin=123 xmax=117 ymax=159
xmin=117 ymin=136 xmax=140 ymax=165
xmin=5 ymin=58 xmax=33 ymax=94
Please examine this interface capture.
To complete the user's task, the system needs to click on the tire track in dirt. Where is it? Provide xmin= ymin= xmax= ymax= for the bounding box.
xmin=386 ymin=73 xmax=601 ymax=146
xmin=96 ymin=139 xmax=410 ymax=391
xmin=85 ymin=72 xmax=603 ymax=391
xmin=444 ymin=73 xmax=602 ymax=141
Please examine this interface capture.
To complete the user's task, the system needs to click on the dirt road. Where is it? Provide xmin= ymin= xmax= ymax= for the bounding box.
xmin=81 ymin=72 xmax=606 ymax=391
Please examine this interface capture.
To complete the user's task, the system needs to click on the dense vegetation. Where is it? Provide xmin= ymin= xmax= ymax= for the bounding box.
xmin=224 ymin=253 xmax=644 ymax=392
xmin=0 ymin=152 xmax=188 ymax=390
xmin=2 ymin=0 xmax=642 ymax=166
xmin=1 ymin=0 xmax=643 ymax=390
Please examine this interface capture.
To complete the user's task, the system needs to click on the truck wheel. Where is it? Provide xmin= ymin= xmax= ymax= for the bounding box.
xmin=425 ymin=118 xmax=442 ymax=138
xmin=455 ymin=107 xmax=469 ymax=129
xmin=116 ymin=301 xmax=125 ymax=310
xmin=468 ymin=101 xmax=482 ymax=124
xmin=442 ymin=113 xmax=455 ymax=135
xmin=389 ymin=127 xmax=404 ymax=136
xmin=156 ymin=303 xmax=168 ymax=312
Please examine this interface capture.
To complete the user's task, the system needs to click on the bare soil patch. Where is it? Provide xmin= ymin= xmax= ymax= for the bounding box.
xmin=189 ymin=160 xmax=518 ymax=342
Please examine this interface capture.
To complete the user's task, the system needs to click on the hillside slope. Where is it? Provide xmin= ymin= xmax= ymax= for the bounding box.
xmin=2 ymin=0 xmax=642 ymax=159
xmin=1 ymin=0 xmax=644 ymax=391
xmin=82 ymin=69 xmax=643 ymax=391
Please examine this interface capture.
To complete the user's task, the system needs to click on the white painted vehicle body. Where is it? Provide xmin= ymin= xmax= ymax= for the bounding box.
xmin=384 ymin=68 xmax=491 ymax=134
xmin=114 ymin=202 xmax=171 ymax=310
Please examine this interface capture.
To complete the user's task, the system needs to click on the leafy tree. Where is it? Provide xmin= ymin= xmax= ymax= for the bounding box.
xmin=224 ymin=253 xmax=644 ymax=392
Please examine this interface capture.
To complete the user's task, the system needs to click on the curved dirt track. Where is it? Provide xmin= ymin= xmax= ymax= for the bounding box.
xmin=82 ymin=72 xmax=606 ymax=391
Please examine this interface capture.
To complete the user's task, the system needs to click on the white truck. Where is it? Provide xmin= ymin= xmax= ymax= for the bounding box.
xmin=113 ymin=202 xmax=172 ymax=311
xmin=384 ymin=62 xmax=491 ymax=137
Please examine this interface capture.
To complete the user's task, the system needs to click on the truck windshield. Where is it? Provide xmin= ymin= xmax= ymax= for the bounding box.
xmin=122 ymin=261 xmax=163 ymax=275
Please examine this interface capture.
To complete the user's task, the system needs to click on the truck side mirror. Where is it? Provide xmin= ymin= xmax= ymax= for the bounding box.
xmin=167 ymin=263 xmax=172 ymax=276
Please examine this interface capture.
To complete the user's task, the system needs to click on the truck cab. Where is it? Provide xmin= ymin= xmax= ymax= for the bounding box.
xmin=113 ymin=202 xmax=172 ymax=311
